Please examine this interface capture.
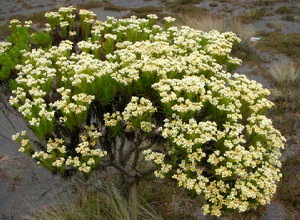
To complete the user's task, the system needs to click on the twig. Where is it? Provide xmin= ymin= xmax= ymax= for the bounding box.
xmin=0 ymin=105 xmax=18 ymax=133
xmin=0 ymin=133 xmax=18 ymax=148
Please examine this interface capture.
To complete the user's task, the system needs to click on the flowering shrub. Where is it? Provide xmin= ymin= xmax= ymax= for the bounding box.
xmin=4 ymin=7 xmax=286 ymax=216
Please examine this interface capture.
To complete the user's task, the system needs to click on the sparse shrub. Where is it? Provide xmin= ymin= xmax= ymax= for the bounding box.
xmin=31 ymin=31 xmax=52 ymax=47
xmin=258 ymin=32 xmax=300 ymax=62
xmin=275 ymin=6 xmax=293 ymax=14
xmin=282 ymin=15 xmax=295 ymax=22
xmin=132 ymin=6 xmax=163 ymax=13
xmin=76 ymin=1 xmax=103 ymax=9
xmin=103 ymin=2 xmax=127 ymax=11
xmin=0 ymin=20 xmax=31 ymax=80
xmin=209 ymin=3 xmax=218 ymax=7
xmin=2 ymin=7 xmax=286 ymax=217
xmin=166 ymin=0 xmax=201 ymax=4
xmin=240 ymin=9 xmax=265 ymax=23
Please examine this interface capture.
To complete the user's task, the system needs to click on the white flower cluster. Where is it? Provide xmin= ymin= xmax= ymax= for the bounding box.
xmin=104 ymin=34 xmax=117 ymax=40
xmin=162 ymin=117 xmax=218 ymax=152
xmin=31 ymin=125 xmax=106 ymax=173
xmin=104 ymin=111 xmax=122 ymax=127
xmin=9 ymin=19 xmax=21 ymax=28
xmin=163 ymin=16 xmax=176 ymax=23
xmin=12 ymin=130 xmax=32 ymax=154
xmin=104 ymin=97 xmax=157 ymax=132
xmin=123 ymin=96 xmax=157 ymax=120
xmin=9 ymin=50 xmax=57 ymax=137
xmin=147 ymin=14 xmax=158 ymax=20
xmin=45 ymin=6 xmax=76 ymax=29
xmin=0 ymin=42 xmax=12 ymax=55
xmin=145 ymin=112 xmax=285 ymax=215
xmin=77 ymin=39 xmax=101 ymax=53
xmin=143 ymin=149 xmax=172 ymax=178
xmin=51 ymin=88 xmax=95 ymax=128
xmin=79 ymin=9 xmax=96 ymax=22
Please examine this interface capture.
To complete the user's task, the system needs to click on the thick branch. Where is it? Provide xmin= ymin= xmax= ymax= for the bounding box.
xmin=122 ymin=142 xmax=141 ymax=164
xmin=118 ymin=135 xmax=126 ymax=164
xmin=111 ymin=161 xmax=135 ymax=178
xmin=122 ymin=137 xmax=153 ymax=163
xmin=0 ymin=106 xmax=17 ymax=133
xmin=0 ymin=133 xmax=18 ymax=147
xmin=137 ymin=165 xmax=157 ymax=177
xmin=131 ymin=149 xmax=139 ymax=171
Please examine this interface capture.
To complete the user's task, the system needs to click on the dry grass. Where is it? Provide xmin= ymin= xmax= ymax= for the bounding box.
xmin=268 ymin=59 xmax=300 ymax=137
xmin=176 ymin=12 xmax=262 ymax=64
xmin=178 ymin=13 xmax=226 ymax=32
xmin=276 ymin=151 xmax=300 ymax=217
xmin=178 ymin=13 xmax=257 ymax=48
xmin=270 ymin=60 xmax=300 ymax=85
xmin=0 ymin=153 xmax=18 ymax=164
xmin=25 ymin=182 xmax=163 ymax=220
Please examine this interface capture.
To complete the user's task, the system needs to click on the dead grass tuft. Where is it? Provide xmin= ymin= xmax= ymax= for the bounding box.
xmin=178 ymin=13 xmax=257 ymax=49
xmin=268 ymin=60 xmax=300 ymax=137
xmin=26 ymin=182 xmax=163 ymax=220
xmin=270 ymin=60 xmax=300 ymax=85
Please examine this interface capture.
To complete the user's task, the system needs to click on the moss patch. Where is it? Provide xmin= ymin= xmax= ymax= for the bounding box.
xmin=275 ymin=6 xmax=293 ymax=14
xmin=239 ymin=9 xmax=265 ymax=23
xmin=232 ymin=45 xmax=263 ymax=65
xmin=103 ymin=2 xmax=127 ymax=11
xmin=76 ymin=1 xmax=126 ymax=11
xmin=167 ymin=4 xmax=208 ymax=14
xmin=258 ymin=32 xmax=300 ymax=62
xmin=131 ymin=6 xmax=163 ymax=14
xmin=76 ymin=1 xmax=103 ymax=9
xmin=276 ymin=152 xmax=300 ymax=212
xmin=162 ymin=0 xmax=201 ymax=5
xmin=138 ymin=177 xmax=201 ymax=220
